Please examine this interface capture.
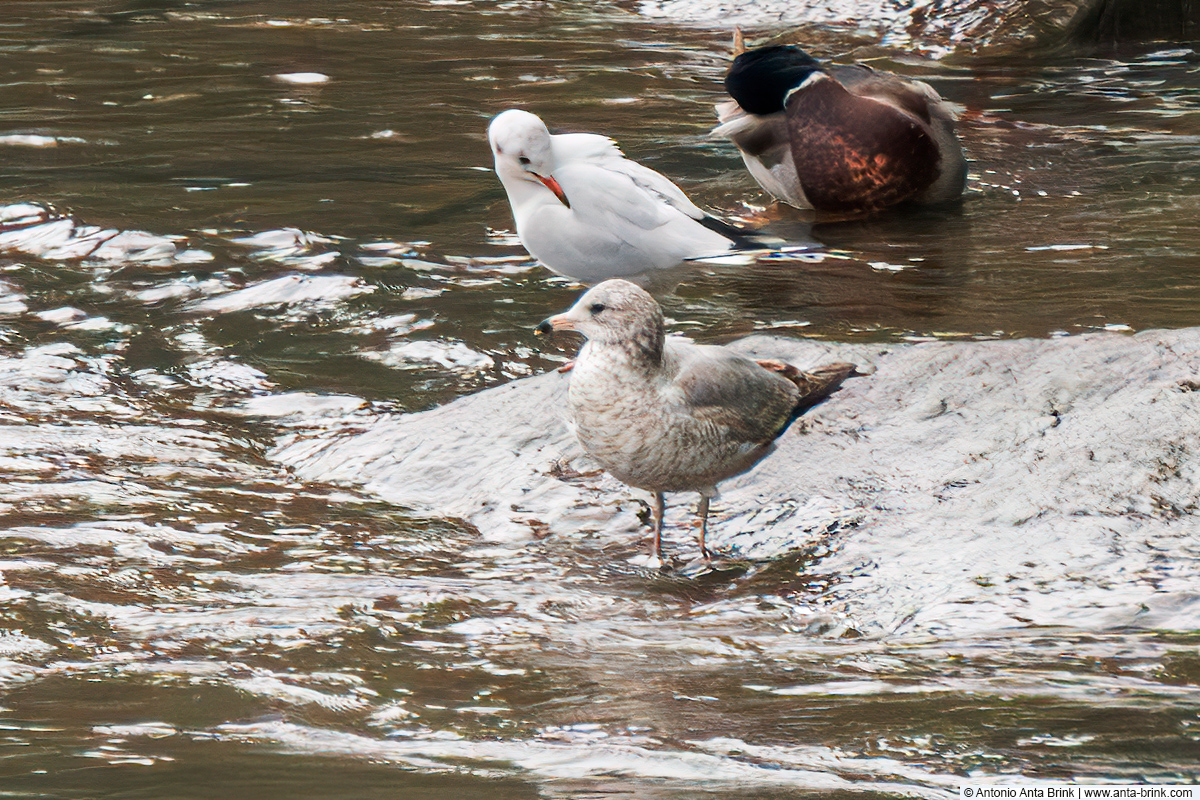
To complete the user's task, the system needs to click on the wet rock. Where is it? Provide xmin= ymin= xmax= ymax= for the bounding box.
xmin=275 ymin=327 xmax=1200 ymax=637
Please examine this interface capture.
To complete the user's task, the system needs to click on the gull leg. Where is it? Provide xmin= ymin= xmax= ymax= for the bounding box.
xmin=652 ymin=492 xmax=666 ymax=560
xmin=698 ymin=495 xmax=711 ymax=561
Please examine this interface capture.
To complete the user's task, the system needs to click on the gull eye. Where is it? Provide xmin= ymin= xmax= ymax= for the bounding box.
xmin=518 ymin=156 xmax=531 ymax=165
xmin=588 ymin=302 xmax=606 ymax=315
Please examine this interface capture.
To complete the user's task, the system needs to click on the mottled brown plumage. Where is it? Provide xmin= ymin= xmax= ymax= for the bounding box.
xmin=538 ymin=279 xmax=858 ymax=562
xmin=785 ymin=73 xmax=941 ymax=212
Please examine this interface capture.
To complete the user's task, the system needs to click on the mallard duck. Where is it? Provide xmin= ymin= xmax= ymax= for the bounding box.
xmin=537 ymin=278 xmax=857 ymax=562
xmin=488 ymin=109 xmax=770 ymax=283
xmin=713 ymin=44 xmax=968 ymax=214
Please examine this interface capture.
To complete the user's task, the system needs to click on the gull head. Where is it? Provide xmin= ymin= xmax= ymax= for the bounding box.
xmin=537 ymin=279 xmax=664 ymax=358
xmin=488 ymin=109 xmax=569 ymax=207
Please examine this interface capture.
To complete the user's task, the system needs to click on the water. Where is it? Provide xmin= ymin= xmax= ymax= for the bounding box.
xmin=0 ymin=2 xmax=1198 ymax=797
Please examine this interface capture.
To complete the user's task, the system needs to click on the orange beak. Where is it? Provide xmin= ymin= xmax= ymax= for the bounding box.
xmin=535 ymin=174 xmax=570 ymax=208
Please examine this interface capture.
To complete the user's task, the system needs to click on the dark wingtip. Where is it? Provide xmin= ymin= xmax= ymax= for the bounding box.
xmin=695 ymin=214 xmax=779 ymax=251
xmin=784 ymin=361 xmax=860 ymax=415
xmin=725 ymin=45 xmax=823 ymax=115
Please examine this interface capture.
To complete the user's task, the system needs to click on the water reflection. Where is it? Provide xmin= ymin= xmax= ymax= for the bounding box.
xmin=0 ymin=1 xmax=1198 ymax=798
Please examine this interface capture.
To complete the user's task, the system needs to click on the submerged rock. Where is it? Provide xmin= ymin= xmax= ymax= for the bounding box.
xmin=274 ymin=327 xmax=1200 ymax=637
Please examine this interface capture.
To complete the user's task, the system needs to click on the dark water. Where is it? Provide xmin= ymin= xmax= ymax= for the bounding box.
xmin=0 ymin=2 xmax=1198 ymax=797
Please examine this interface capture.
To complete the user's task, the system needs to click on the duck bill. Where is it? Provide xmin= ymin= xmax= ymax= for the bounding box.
xmin=535 ymin=174 xmax=571 ymax=208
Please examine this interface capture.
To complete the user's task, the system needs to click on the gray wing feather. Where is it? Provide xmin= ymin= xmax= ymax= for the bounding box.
xmin=552 ymin=132 xmax=708 ymax=222
xmin=669 ymin=341 xmax=797 ymax=443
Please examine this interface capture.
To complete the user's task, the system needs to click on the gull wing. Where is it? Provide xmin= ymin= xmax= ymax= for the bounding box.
xmin=597 ymin=157 xmax=709 ymax=221
xmin=552 ymin=160 xmax=682 ymax=233
xmin=667 ymin=340 xmax=798 ymax=444
xmin=550 ymin=131 xmax=625 ymax=162
xmin=552 ymin=132 xmax=709 ymax=222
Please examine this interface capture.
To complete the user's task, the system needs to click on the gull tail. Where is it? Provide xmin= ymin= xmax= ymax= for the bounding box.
xmin=757 ymin=360 xmax=861 ymax=416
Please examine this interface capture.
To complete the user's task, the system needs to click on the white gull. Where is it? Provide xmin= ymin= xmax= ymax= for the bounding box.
xmin=489 ymin=109 xmax=770 ymax=283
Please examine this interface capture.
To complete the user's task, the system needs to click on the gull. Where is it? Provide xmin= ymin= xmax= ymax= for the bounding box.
xmin=713 ymin=44 xmax=968 ymax=214
xmin=537 ymin=279 xmax=857 ymax=562
xmin=489 ymin=109 xmax=771 ymax=283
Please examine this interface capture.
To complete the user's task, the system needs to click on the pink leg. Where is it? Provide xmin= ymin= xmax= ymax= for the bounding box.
xmin=652 ymin=492 xmax=665 ymax=559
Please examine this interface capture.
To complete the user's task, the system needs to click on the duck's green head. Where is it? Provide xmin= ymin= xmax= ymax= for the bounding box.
xmin=725 ymin=45 xmax=823 ymax=116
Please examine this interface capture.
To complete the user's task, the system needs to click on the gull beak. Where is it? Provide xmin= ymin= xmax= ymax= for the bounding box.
xmin=535 ymin=173 xmax=571 ymax=208
xmin=535 ymin=312 xmax=576 ymax=336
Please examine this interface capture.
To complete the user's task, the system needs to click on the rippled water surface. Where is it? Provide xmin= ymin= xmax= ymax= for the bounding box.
xmin=0 ymin=2 xmax=1198 ymax=797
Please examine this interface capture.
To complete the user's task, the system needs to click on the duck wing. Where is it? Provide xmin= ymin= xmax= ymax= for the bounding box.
xmin=784 ymin=73 xmax=942 ymax=212
xmin=829 ymin=65 xmax=957 ymax=124
xmin=827 ymin=66 xmax=968 ymax=205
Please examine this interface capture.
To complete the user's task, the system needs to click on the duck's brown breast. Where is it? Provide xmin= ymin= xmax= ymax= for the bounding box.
xmin=785 ymin=75 xmax=942 ymax=213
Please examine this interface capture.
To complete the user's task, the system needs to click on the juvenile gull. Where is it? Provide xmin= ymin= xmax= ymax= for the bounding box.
xmin=537 ymin=279 xmax=857 ymax=561
xmin=488 ymin=109 xmax=771 ymax=283
xmin=713 ymin=44 xmax=967 ymax=214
